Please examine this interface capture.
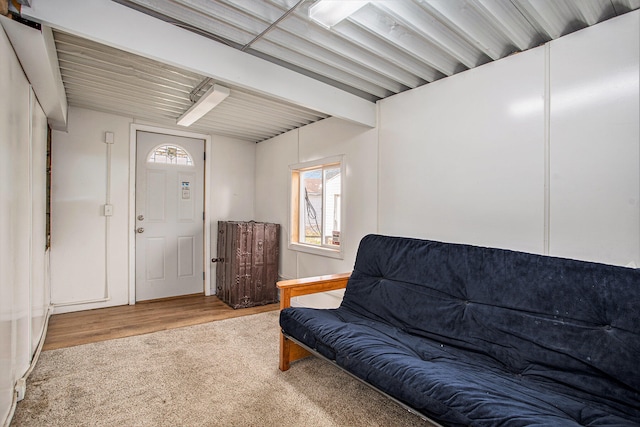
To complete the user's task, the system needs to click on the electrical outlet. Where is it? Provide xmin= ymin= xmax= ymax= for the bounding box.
xmin=16 ymin=378 xmax=26 ymax=401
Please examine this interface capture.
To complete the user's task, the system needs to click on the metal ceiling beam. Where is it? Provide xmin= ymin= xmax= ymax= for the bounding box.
xmin=331 ymin=22 xmax=441 ymax=84
xmin=227 ymin=0 xmax=419 ymax=91
xmin=187 ymin=0 xmax=306 ymax=103
xmin=349 ymin=6 xmax=460 ymax=77
xmin=249 ymin=36 xmax=393 ymax=98
xmin=424 ymin=0 xmax=518 ymax=60
xmin=374 ymin=1 xmax=482 ymax=69
xmin=21 ymin=0 xmax=377 ymax=127
xmin=471 ymin=0 xmax=542 ymax=51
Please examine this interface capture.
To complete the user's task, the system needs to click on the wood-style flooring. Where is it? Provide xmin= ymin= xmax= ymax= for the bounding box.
xmin=43 ymin=294 xmax=279 ymax=351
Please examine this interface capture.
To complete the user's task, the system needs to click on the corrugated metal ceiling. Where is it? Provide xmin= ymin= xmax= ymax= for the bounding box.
xmin=55 ymin=0 xmax=640 ymax=142
xmin=53 ymin=30 xmax=329 ymax=142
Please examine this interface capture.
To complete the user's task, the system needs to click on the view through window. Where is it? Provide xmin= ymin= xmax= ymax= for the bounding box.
xmin=291 ymin=158 xmax=343 ymax=254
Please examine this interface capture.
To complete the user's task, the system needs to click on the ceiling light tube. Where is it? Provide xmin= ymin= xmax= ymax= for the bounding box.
xmin=309 ymin=0 xmax=369 ymax=28
xmin=177 ymin=84 xmax=230 ymax=127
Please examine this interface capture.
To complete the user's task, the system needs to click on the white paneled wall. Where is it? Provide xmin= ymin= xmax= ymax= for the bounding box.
xmin=379 ymin=46 xmax=546 ymax=254
xmin=30 ymin=93 xmax=51 ymax=354
xmin=549 ymin=12 xmax=640 ymax=266
xmin=0 ymin=25 xmax=30 ymax=423
xmin=378 ymin=11 xmax=639 ymax=267
xmin=0 ymin=26 xmax=50 ymax=425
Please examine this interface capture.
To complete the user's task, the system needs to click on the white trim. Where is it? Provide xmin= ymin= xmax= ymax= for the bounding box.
xmin=128 ymin=123 xmax=212 ymax=304
xmin=288 ymin=242 xmax=344 ymax=259
xmin=204 ymin=136 xmax=212 ymax=296
xmin=28 ymin=87 xmax=34 ymax=358
xmin=128 ymin=125 xmax=136 ymax=305
xmin=290 ymin=155 xmax=343 ymax=171
xmin=543 ymin=43 xmax=551 ymax=256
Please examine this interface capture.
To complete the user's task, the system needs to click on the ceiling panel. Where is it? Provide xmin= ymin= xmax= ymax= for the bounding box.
xmin=51 ymin=0 xmax=640 ymax=142
xmin=53 ymin=29 xmax=329 ymax=142
xmin=114 ymin=0 xmax=639 ymax=99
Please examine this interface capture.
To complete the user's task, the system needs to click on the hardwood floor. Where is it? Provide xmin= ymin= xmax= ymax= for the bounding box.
xmin=43 ymin=294 xmax=279 ymax=351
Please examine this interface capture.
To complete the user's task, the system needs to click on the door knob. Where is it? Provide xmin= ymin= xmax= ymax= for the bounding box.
xmin=137 ymin=214 xmax=145 ymax=221
xmin=136 ymin=227 xmax=145 ymax=234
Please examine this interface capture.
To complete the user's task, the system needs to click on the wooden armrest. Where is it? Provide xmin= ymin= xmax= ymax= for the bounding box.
xmin=277 ymin=272 xmax=351 ymax=310
xmin=277 ymin=272 xmax=350 ymax=371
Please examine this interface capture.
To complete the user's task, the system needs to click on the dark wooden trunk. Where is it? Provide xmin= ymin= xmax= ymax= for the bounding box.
xmin=215 ymin=221 xmax=280 ymax=309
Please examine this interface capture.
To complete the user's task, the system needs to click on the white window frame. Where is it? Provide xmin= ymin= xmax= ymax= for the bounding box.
xmin=289 ymin=155 xmax=345 ymax=259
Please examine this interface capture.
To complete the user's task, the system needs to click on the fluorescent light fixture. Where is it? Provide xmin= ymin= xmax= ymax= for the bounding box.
xmin=309 ymin=0 xmax=369 ymax=28
xmin=177 ymin=84 xmax=230 ymax=127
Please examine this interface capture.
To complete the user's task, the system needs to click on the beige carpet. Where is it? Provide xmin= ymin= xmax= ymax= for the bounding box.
xmin=11 ymin=311 xmax=434 ymax=426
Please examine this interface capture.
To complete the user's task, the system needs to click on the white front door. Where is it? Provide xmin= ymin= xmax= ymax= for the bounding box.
xmin=135 ymin=131 xmax=205 ymax=301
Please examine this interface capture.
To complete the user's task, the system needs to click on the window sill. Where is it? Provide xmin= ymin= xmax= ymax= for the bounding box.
xmin=288 ymin=242 xmax=344 ymax=259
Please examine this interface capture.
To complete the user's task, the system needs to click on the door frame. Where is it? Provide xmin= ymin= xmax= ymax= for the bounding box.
xmin=128 ymin=124 xmax=212 ymax=305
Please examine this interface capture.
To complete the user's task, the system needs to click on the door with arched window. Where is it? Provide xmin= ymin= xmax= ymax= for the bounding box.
xmin=135 ymin=131 xmax=205 ymax=301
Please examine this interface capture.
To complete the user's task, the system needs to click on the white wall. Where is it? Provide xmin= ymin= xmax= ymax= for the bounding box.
xmin=210 ymin=134 xmax=256 ymax=291
xmin=378 ymin=11 xmax=639 ymax=267
xmin=51 ymin=107 xmax=132 ymax=312
xmin=255 ymin=117 xmax=378 ymax=307
xmin=548 ymin=11 xmax=639 ymax=266
xmin=210 ymin=135 xmax=256 ymax=222
xmin=0 ymin=25 xmax=50 ymax=424
xmin=255 ymin=130 xmax=299 ymax=280
xmin=50 ymin=108 xmax=256 ymax=313
xmin=379 ymin=46 xmax=546 ymax=254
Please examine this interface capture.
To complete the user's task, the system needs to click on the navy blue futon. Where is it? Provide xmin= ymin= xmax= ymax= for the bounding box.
xmin=280 ymin=234 xmax=640 ymax=426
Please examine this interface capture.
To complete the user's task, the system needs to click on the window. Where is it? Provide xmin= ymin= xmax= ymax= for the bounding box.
xmin=290 ymin=156 xmax=344 ymax=258
xmin=147 ymin=144 xmax=193 ymax=166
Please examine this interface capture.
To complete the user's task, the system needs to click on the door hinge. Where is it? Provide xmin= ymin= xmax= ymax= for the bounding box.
xmin=203 ymin=211 xmax=205 ymax=221
xmin=203 ymin=272 xmax=205 ymax=280
xmin=203 ymin=152 xmax=206 ymax=160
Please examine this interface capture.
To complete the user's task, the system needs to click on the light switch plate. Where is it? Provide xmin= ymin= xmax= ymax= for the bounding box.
xmin=105 ymin=131 xmax=114 ymax=144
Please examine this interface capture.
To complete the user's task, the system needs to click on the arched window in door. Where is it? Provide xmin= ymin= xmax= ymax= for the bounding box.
xmin=147 ymin=144 xmax=194 ymax=166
